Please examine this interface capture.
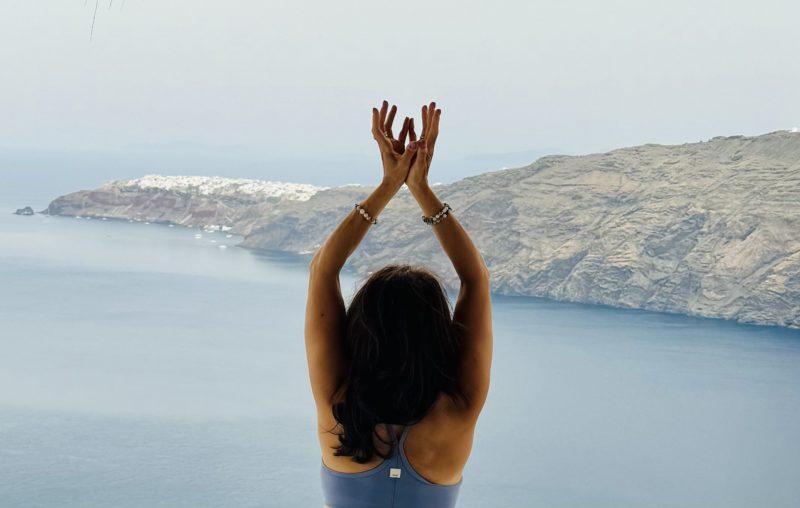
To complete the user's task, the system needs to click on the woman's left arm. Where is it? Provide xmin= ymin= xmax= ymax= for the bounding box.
xmin=305 ymin=101 xmax=414 ymax=426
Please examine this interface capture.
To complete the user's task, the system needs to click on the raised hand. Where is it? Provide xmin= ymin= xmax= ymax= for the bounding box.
xmin=406 ymin=101 xmax=441 ymax=190
xmin=372 ymin=100 xmax=416 ymax=189
xmin=381 ymin=102 xmax=412 ymax=155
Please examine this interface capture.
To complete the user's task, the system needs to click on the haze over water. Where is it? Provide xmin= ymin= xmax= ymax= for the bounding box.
xmin=1 ymin=209 xmax=799 ymax=508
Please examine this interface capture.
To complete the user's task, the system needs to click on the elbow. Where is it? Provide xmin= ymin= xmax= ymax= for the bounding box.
xmin=461 ymin=266 xmax=490 ymax=287
xmin=308 ymin=251 xmax=338 ymax=277
xmin=473 ymin=254 xmax=491 ymax=283
xmin=479 ymin=266 xmax=491 ymax=285
xmin=479 ymin=261 xmax=490 ymax=280
xmin=309 ymin=244 xmax=328 ymax=272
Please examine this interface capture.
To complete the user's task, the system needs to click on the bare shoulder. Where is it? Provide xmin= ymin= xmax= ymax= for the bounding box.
xmin=403 ymin=392 xmax=483 ymax=483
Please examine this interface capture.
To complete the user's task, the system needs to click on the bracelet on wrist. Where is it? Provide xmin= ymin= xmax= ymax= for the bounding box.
xmin=422 ymin=202 xmax=452 ymax=226
xmin=354 ymin=203 xmax=378 ymax=225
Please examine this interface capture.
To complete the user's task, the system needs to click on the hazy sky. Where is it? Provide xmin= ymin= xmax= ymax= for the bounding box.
xmin=1 ymin=1 xmax=799 ymax=163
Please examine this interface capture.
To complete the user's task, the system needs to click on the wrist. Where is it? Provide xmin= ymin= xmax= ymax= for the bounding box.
xmin=379 ymin=178 xmax=404 ymax=192
xmin=406 ymin=180 xmax=430 ymax=194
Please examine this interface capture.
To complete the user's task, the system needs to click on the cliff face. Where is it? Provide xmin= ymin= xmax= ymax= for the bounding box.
xmin=46 ymin=131 xmax=800 ymax=329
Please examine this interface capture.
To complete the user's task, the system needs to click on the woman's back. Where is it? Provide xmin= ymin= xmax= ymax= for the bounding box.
xmin=320 ymin=394 xmax=476 ymax=508
xmin=319 ymin=392 xmax=478 ymax=485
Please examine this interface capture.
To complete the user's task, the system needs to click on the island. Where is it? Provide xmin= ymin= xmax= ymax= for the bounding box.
xmin=45 ymin=130 xmax=800 ymax=329
xmin=14 ymin=206 xmax=35 ymax=216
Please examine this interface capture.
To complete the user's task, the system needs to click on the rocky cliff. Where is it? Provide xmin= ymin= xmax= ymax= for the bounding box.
xmin=45 ymin=131 xmax=800 ymax=329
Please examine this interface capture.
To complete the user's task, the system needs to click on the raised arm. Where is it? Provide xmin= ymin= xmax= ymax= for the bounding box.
xmin=305 ymin=101 xmax=413 ymax=427
xmin=406 ymin=102 xmax=493 ymax=419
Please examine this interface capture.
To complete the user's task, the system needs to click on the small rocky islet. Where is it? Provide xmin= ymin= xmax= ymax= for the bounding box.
xmin=14 ymin=206 xmax=35 ymax=216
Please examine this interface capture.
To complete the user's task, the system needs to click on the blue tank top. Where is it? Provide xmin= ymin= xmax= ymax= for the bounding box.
xmin=320 ymin=424 xmax=463 ymax=507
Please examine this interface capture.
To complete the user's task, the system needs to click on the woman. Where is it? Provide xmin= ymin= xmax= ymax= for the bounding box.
xmin=305 ymin=100 xmax=493 ymax=508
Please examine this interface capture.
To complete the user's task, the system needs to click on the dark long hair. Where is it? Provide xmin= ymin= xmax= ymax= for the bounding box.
xmin=330 ymin=263 xmax=466 ymax=464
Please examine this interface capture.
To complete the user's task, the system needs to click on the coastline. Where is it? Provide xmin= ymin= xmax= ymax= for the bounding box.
xmin=9 ymin=209 xmax=799 ymax=332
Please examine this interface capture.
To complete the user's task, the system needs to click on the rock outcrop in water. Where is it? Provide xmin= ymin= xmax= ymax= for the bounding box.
xmin=46 ymin=131 xmax=800 ymax=329
xmin=14 ymin=206 xmax=35 ymax=216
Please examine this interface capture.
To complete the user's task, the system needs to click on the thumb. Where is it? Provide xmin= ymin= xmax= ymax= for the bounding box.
xmin=413 ymin=140 xmax=428 ymax=167
xmin=399 ymin=140 xmax=418 ymax=164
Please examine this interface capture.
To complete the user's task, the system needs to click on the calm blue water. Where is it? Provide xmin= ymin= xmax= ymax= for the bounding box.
xmin=1 ymin=208 xmax=799 ymax=508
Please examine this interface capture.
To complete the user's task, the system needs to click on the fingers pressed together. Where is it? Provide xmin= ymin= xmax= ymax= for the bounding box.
xmin=372 ymin=99 xmax=441 ymax=157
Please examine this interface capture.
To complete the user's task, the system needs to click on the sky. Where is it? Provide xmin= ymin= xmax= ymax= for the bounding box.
xmin=1 ymin=0 xmax=798 ymax=193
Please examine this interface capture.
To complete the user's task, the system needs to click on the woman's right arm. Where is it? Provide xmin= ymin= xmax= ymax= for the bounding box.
xmin=406 ymin=103 xmax=493 ymax=420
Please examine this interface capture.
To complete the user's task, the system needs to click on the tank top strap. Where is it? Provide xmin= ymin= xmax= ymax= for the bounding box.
xmin=398 ymin=424 xmax=411 ymax=449
xmin=384 ymin=424 xmax=403 ymax=447
xmin=388 ymin=425 xmax=406 ymax=463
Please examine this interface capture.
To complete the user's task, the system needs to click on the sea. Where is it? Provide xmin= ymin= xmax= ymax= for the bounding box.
xmin=1 ymin=201 xmax=799 ymax=508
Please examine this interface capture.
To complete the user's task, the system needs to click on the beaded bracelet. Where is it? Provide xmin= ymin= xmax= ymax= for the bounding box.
xmin=354 ymin=203 xmax=378 ymax=225
xmin=422 ymin=202 xmax=452 ymax=225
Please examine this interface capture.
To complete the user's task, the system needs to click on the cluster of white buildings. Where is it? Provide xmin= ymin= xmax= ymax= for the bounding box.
xmin=113 ymin=174 xmax=329 ymax=202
